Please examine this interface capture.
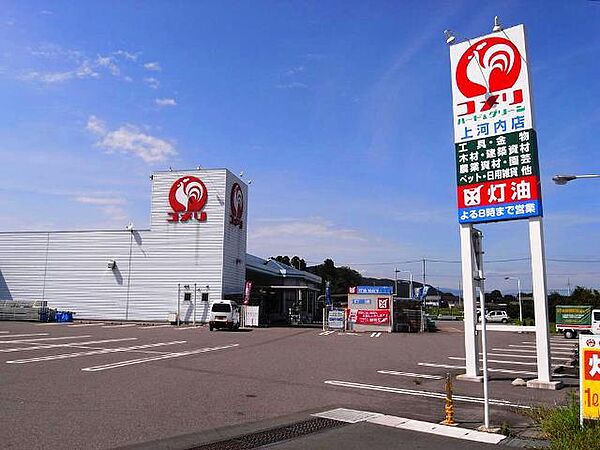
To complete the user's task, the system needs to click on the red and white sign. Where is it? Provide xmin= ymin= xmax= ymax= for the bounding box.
xmin=377 ymin=298 xmax=390 ymax=309
xmin=580 ymin=335 xmax=600 ymax=421
xmin=457 ymin=175 xmax=539 ymax=208
xmin=167 ymin=176 xmax=208 ymax=223
xmin=450 ymin=25 xmax=532 ymax=143
xmin=230 ymin=183 xmax=244 ymax=229
xmin=355 ymin=310 xmax=390 ymax=325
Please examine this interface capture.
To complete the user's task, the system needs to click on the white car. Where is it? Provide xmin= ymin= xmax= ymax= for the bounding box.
xmin=209 ymin=300 xmax=241 ymax=331
xmin=478 ymin=310 xmax=509 ymax=323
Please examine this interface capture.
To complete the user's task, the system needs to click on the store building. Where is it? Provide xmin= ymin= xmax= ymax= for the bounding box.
xmin=245 ymin=255 xmax=322 ymax=325
xmin=0 ymin=169 xmax=248 ymax=322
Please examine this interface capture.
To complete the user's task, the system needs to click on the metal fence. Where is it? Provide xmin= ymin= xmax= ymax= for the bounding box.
xmin=0 ymin=300 xmax=50 ymax=322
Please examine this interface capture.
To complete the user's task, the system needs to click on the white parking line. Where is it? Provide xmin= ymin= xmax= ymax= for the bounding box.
xmin=492 ymin=347 xmax=573 ymax=355
xmin=0 ymin=338 xmax=138 ymax=353
xmin=0 ymin=331 xmax=10 ymax=334
xmin=319 ymin=330 xmax=336 ymax=336
xmin=138 ymin=325 xmax=173 ymax=330
xmin=0 ymin=335 xmax=92 ymax=344
xmin=377 ymin=370 xmax=442 ymax=380
xmin=324 ymin=380 xmax=530 ymax=409
xmin=448 ymin=356 xmax=560 ymax=367
xmin=509 ymin=344 xmax=574 ymax=350
xmin=81 ymin=343 xmax=240 ymax=372
xmin=485 ymin=352 xmax=570 ymax=361
xmin=418 ymin=362 xmax=537 ymax=376
xmin=0 ymin=333 xmax=49 ymax=340
xmin=5 ymin=341 xmax=187 ymax=364
xmin=101 ymin=324 xmax=138 ymax=329
xmin=68 ymin=323 xmax=105 ymax=328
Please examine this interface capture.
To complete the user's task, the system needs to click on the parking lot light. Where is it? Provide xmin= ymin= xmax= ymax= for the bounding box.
xmin=552 ymin=174 xmax=600 ymax=185
xmin=504 ymin=276 xmax=522 ymax=324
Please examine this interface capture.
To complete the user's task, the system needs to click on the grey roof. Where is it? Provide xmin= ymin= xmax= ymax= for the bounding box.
xmin=246 ymin=254 xmax=322 ymax=284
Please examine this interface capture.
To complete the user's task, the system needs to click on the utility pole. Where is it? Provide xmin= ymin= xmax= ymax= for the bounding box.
xmin=422 ymin=258 xmax=426 ymax=288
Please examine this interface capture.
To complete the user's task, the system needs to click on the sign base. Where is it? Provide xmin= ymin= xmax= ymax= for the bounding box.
xmin=526 ymin=379 xmax=563 ymax=390
xmin=456 ymin=374 xmax=483 ymax=383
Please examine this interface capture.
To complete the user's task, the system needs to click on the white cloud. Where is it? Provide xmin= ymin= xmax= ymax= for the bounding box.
xmin=143 ymin=61 xmax=161 ymax=71
xmin=86 ymin=115 xmax=177 ymax=163
xmin=95 ymin=55 xmax=120 ymax=76
xmin=285 ymin=65 xmax=304 ymax=76
xmin=275 ymin=82 xmax=308 ymax=89
xmin=144 ymin=77 xmax=160 ymax=89
xmin=86 ymin=115 xmax=106 ymax=135
xmin=155 ymin=98 xmax=177 ymax=107
xmin=75 ymin=196 xmax=126 ymax=206
xmin=18 ymin=47 xmax=139 ymax=84
xmin=114 ymin=50 xmax=138 ymax=61
xmin=75 ymin=196 xmax=127 ymax=221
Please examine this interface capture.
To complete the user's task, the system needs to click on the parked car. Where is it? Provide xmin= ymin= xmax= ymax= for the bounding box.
xmin=477 ymin=310 xmax=509 ymax=323
xmin=209 ymin=300 xmax=241 ymax=331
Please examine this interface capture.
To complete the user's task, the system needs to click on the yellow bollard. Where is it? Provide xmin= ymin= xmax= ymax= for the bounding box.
xmin=441 ymin=372 xmax=456 ymax=426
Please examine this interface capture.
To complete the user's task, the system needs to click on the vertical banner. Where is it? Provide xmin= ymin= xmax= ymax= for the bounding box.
xmin=449 ymin=24 xmax=542 ymax=224
xmin=325 ymin=281 xmax=331 ymax=307
xmin=243 ymin=280 xmax=252 ymax=305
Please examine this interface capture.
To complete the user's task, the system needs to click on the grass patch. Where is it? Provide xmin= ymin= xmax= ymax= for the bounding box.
xmin=527 ymin=395 xmax=600 ymax=449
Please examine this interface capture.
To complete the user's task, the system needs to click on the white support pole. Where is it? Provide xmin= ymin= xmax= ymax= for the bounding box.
xmin=457 ymin=224 xmax=480 ymax=381
xmin=527 ymin=217 xmax=561 ymax=389
xmin=479 ymin=283 xmax=490 ymax=428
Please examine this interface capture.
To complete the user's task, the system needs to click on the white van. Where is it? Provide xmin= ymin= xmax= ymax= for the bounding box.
xmin=209 ymin=300 xmax=241 ymax=331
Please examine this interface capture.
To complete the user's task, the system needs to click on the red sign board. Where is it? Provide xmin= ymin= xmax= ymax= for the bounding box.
xmin=243 ymin=281 xmax=252 ymax=305
xmin=457 ymin=175 xmax=539 ymax=208
xmin=355 ymin=310 xmax=390 ymax=325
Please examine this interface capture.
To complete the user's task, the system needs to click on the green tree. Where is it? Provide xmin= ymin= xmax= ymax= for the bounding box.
xmin=307 ymin=259 xmax=363 ymax=294
xmin=271 ymin=255 xmax=307 ymax=270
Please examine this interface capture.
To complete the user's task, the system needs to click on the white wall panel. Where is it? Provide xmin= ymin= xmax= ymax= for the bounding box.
xmin=0 ymin=169 xmax=248 ymax=322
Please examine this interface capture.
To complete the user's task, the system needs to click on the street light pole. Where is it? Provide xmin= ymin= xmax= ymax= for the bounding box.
xmin=505 ymin=276 xmax=523 ymax=324
xmin=552 ymin=174 xmax=600 ymax=185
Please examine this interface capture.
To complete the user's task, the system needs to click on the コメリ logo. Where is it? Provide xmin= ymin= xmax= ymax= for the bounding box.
xmin=167 ymin=176 xmax=208 ymax=222
xmin=456 ymin=36 xmax=522 ymax=98
xmin=229 ymin=182 xmax=244 ymax=228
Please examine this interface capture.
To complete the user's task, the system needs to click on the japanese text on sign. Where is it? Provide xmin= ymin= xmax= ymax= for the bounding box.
xmin=456 ymin=129 xmax=539 ymax=185
xmin=580 ymin=336 xmax=600 ymax=422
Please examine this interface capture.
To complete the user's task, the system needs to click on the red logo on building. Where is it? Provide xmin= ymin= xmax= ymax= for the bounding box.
xmin=167 ymin=176 xmax=208 ymax=222
xmin=456 ymin=37 xmax=522 ymax=98
xmin=229 ymin=183 xmax=244 ymax=229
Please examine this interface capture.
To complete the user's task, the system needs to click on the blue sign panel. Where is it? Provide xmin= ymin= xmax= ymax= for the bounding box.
xmin=355 ymin=286 xmax=393 ymax=295
xmin=458 ymin=200 xmax=542 ymax=224
xmin=352 ymin=298 xmax=371 ymax=305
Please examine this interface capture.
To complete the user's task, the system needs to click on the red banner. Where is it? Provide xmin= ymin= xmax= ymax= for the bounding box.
xmin=457 ymin=175 xmax=539 ymax=209
xmin=355 ymin=310 xmax=390 ymax=325
xmin=243 ymin=281 xmax=252 ymax=305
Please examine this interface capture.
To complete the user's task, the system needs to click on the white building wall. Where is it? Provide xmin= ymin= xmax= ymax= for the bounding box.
xmin=0 ymin=168 xmax=247 ymax=322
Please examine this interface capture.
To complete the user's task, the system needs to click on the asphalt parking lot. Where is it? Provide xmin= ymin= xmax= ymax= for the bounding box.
xmin=0 ymin=321 xmax=577 ymax=449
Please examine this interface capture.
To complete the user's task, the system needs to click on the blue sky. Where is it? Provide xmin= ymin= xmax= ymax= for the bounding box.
xmin=1 ymin=1 xmax=600 ymax=293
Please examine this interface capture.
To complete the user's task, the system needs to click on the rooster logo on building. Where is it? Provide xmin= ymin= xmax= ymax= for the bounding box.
xmin=230 ymin=183 xmax=244 ymax=229
xmin=167 ymin=176 xmax=208 ymax=222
